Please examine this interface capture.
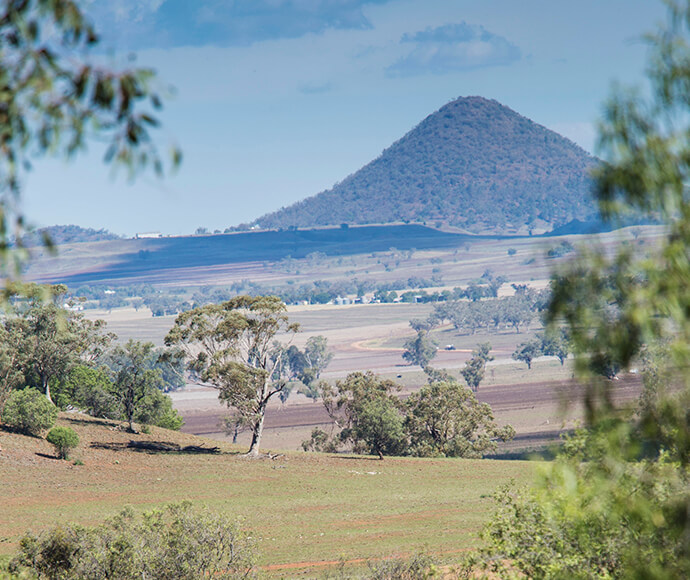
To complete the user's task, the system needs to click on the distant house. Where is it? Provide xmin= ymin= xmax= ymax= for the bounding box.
xmin=135 ymin=232 xmax=162 ymax=239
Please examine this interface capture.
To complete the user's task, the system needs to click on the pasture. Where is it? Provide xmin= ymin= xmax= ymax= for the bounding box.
xmin=0 ymin=415 xmax=534 ymax=576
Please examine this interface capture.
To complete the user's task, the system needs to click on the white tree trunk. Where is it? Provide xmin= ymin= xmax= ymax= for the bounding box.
xmin=246 ymin=379 xmax=269 ymax=457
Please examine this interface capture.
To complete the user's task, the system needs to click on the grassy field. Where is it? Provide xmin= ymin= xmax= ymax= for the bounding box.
xmin=0 ymin=414 xmax=535 ymax=577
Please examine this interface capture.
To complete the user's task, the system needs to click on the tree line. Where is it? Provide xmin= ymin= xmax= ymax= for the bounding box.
xmin=426 ymin=286 xmax=549 ymax=335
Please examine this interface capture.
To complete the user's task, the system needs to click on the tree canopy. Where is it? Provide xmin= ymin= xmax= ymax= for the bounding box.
xmin=304 ymin=371 xmax=513 ymax=459
xmin=402 ymin=329 xmax=438 ymax=369
xmin=165 ymin=295 xmax=299 ymax=456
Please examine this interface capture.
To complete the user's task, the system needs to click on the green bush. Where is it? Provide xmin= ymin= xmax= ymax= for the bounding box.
xmin=2 ymin=388 xmax=57 ymax=436
xmin=46 ymin=426 xmax=79 ymax=459
xmin=134 ymin=389 xmax=184 ymax=431
xmin=10 ymin=502 xmax=256 ymax=579
xmin=54 ymin=365 xmax=120 ymax=419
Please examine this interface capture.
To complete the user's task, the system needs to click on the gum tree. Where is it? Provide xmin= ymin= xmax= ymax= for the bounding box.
xmin=460 ymin=342 xmax=493 ymax=391
xmin=165 ymin=295 xmax=299 ymax=457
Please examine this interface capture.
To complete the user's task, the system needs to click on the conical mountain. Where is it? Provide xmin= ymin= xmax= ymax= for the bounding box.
xmin=253 ymin=96 xmax=599 ymax=233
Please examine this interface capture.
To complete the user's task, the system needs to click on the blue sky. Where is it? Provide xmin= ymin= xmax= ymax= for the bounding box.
xmin=25 ymin=0 xmax=666 ymax=236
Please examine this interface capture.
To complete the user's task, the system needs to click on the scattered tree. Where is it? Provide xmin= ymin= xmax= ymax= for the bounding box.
xmin=402 ymin=330 xmax=438 ymax=369
xmin=405 ymin=380 xmax=514 ymax=458
xmin=53 ymin=365 xmax=118 ymax=418
xmin=311 ymin=371 xmax=405 ymax=458
xmin=302 ymin=335 xmax=334 ymax=382
xmin=279 ymin=336 xmax=333 ymax=391
xmin=460 ymin=342 xmax=493 ymax=392
xmin=108 ymin=340 xmax=164 ymax=432
xmin=512 ymin=339 xmax=542 ymax=369
xmin=165 ymin=295 xmax=299 ymax=456
xmin=540 ymin=329 xmax=570 ymax=365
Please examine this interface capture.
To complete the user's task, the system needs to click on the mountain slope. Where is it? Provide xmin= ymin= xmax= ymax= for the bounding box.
xmin=252 ymin=97 xmax=599 ymax=233
xmin=21 ymin=224 xmax=121 ymax=247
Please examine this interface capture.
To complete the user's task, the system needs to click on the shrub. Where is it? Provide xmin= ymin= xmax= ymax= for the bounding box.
xmin=46 ymin=426 xmax=80 ymax=459
xmin=10 ymin=502 xmax=256 ymax=579
xmin=134 ymin=389 xmax=184 ymax=431
xmin=367 ymin=552 xmax=438 ymax=579
xmin=2 ymin=388 xmax=57 ymax=436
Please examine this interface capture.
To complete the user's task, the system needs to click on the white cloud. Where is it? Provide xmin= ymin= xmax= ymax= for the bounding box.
xmin=387 ymin=22 xmax=521 ymax=76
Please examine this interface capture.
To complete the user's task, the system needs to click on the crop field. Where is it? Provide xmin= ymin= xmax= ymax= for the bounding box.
xmin=25 ymin=224 xmax=665 ymax=289
xmin=0 ymin=415 xmax=535 ymax=576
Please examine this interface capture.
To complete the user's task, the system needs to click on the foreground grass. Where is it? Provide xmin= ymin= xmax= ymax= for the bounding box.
xmin=0 ymin=414 xmax=535 ymax=576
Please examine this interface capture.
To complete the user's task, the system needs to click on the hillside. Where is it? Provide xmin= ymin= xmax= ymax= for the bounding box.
xmin=0 ymin=413 xmax=534 ymax=575
xmin=26 ymin=224 xmax=478 ymax=286
xmin=252 ymin=97 xmax=599 ymax=234
xmin=20 ymin=224 xmax=121 ymax=247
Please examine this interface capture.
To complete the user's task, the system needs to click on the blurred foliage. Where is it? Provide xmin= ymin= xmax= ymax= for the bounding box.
xmin=0 ymin=0 xmax=179 ymax=280
xmin=469 ymin=2 xmax=690 ymax=577
xmin=9 ymin=502 xmax=255 ymax=579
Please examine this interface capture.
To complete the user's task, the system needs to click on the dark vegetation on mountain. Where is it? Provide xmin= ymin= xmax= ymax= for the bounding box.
xmin=21 ymin=225 xmax=120 ymax=247
xmin=251 ymin=97 xmax=599 ymax=233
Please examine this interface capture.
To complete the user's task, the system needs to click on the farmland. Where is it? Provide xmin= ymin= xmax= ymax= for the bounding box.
xmin=71 ymin=224 xmax=657 ymax=453
xmin=1 ymin=224 xmax=654 ymax=576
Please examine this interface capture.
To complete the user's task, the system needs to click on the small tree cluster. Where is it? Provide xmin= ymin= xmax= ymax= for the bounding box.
xmin=428 ymin=290 xmax=548 ymax=336
xmin=512 ymin=330 xmax=570 ymax=370
xmin=0 ymin=285 xmax=184 ymax=435
xmin=277 ymin=335 xmax=334 ymax=399
xmin=303 ymin=371 xmax=514 ymax=458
